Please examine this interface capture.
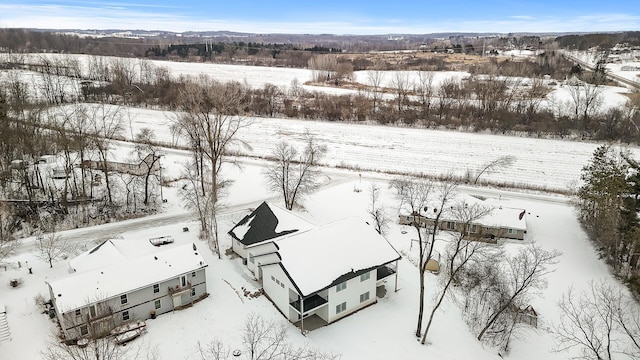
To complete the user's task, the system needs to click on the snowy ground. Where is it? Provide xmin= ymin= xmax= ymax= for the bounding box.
xmin=1 ymin=52 xmax=638 ymax=359
xmin=0 ymin=155 xmax=629 ymax=360
xmin=105 ymin=104 xmax=639 ymax=193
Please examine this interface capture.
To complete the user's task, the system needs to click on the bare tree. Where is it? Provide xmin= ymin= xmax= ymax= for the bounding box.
xmin=0 ymin=202 xmax=19 ymax=264
xmin=35 ymin=216 xmax=70 ymax=268
xmin=392 ymin=176 xmax=457 ymax=338
xmin=367 ymin=182 xmax=390 ymax=235
xmin=391 ymin=72 xmax=411 ymax=115
xmin=553 ymin=279 xmax=640 ymax=360
xmin=133 ymin=128 xmax=162 ymax=206
xmin=477 ymin=244 xmax=561 ymax=341
xmin=42 ymin=330 xmax=159 ymax=360
xmin=173 ymin=75 xmax=251 ymax=257
xmin=421 ymin=200 xmax=493 ymax=345
xmin=88 ymin=103 xmax=124 ymax=206
xmin=263 ymin=132 xmax=327 ymax=210
xmin=366 ymin=66 xmax=385 ymax=114
xmin=308 ymin=55 xmax=337 ymax=83
xmin=198 ymin=314 xmax=339 ymax=360
xmin=472 ymin=155 xmax=516 ymax=185
xmin=414 ymin=71 xmax=435 ymax=123
xmin=565 ymin=82 xmax=604 ymax=128
xmin=554 ymin=282 xmax=618 ymax=360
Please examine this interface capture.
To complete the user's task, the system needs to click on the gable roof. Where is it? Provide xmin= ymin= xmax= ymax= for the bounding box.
xmin=402 ymin=193 xmax=527 ymax=231
xmin=274 ymin=217 xmax=401 ymax=297
xmin=228 ymin=201 xmax=316 ymax=247
xmin=48 ymin=243 xmax=207 ymax=312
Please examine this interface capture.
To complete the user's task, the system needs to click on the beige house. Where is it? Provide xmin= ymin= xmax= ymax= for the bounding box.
xmin=398 ymin=194 xmax=527 ymax=242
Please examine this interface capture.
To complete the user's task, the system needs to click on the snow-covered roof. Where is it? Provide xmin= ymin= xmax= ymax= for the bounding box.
xmin=228 ymin=202 xmax=316 ymax=247
xmin=69 ymin=238 xmax=175 ymax=272
xmin=478 ymin=197 xmax=527 ymax=231
xmin=402 ymin=193 xmax=527 ymax=231
xmin=48 ymin=243 xmax=207 ymax=312
xmin=275 ymin=217 xmax=401 ymax=296
xmin=69 ymin=240 xmax=126 ymax=272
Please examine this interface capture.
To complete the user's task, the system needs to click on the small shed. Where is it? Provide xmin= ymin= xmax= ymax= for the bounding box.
xmin=516 ymin=305 xmax=538 ymax=328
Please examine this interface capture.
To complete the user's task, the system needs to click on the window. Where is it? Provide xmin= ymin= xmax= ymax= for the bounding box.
xmin=89 ymin=305 xmax=96 ymax=318
xmin=280 ymin=282 xmax=284 ymax=289
xmin=75 ymin=309 xmax=81 ymax=317
xmin=154 ymin=300 xmax=161 ymax=310
xmin=191 ymin=271 xmax=196 ymax=278
xmin=446 ymin=221 xmax=455 ymax=230
xmin=153 ymin=284 xmax=159 ymax=293
xmin=336 ymin=282 xmax=347 ymax=292
xmin=271 ymin=275 xmax=275 ymax=282
xmin=80 ymin=325 xmax=88 ymax=336
xmin=360 ymin=272 xmax=370 ymax=282
xmin=180 ymin=276 xmax=187 ymax=287
xmin=122 ymin=311 xmax=130 ymax=321
xmin=249 ymin=255 xmax=255 ymax=264
xmin=336 ymin=302 xmax=346 ymax=314
xmin=120 ymin=294 xmax=128 ymax=305
xmin=470 ymin=224 xmax=478 ymax=233
xmin=191 ymin=287 xmax=196 ymax=297
xmin=360 ymin=291 xmax=370 ymax=303
xmin=508 ymin=228 xmax=515 ymax=234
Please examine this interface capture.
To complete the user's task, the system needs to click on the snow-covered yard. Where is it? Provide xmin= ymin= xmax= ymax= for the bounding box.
xmin=1 ymin=52 xmax=639 ymax=360
xmin=0 ymin=154 xmax=628 ymax=359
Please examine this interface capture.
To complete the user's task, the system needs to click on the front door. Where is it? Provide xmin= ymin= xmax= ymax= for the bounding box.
xmin=172 ymin=294 xmax=181 ymax=308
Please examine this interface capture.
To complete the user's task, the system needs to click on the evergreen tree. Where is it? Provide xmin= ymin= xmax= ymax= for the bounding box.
xmin=577 ymin=145 xmax=640 ymax=282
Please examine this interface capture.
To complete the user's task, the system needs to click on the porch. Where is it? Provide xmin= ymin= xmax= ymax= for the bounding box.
xmin=376 ymin=263 xmax=397 ymax=281
xmin=293 ymin=314 xmax=328 ymax=332
xmin=289 ymin=294 xmax=328 ymax=313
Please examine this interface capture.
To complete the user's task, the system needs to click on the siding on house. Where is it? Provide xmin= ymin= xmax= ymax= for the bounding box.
xmin=399 ymin=203 xmax=527 ymax=241
xmin=327 ymin=269 xmax=376 ymax=323
xmin=48 ymin=243 xmax=207 ymax=340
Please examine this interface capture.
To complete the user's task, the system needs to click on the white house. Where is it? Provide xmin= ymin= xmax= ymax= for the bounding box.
xmin=47 ymin=242 xmax=208 ymax=340
xmin=229 ymin=206 xmax=401 ymax=332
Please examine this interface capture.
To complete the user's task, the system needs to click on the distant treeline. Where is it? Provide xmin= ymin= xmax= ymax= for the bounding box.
xmin=556 ymin=31 xmax=640 ymax=50
xmin=144 ymin=42 xmax=342 ymax=59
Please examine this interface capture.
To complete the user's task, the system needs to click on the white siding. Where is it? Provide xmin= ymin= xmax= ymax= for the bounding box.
xmin=327 ymin=269 xmax=376 ymax=323
xmin=246 ymin=242 xmax=278 ymax=275
xmin=261 ymin=265 xmax=296 ymax=321
xmin=232 ymin=239 xmax=247 ymax=259
xmin=53 ymin=267 xmax=207 ymax=340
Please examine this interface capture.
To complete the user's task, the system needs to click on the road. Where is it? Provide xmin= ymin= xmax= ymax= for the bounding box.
xmin=12 ymin=150 xmax=571 ymax=258
xmin=562 ymin=50 xmax=640 ymax=89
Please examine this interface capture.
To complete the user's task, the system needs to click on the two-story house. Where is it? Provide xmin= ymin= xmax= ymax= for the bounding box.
xmin=47 ymin=242 xmax=208 ymax=340
xmin=229 ymin=203 xmax=401 ymax=332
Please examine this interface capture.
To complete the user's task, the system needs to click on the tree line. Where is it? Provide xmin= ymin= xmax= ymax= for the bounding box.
xmin=577 ymin=145 xmax=640 ymax=294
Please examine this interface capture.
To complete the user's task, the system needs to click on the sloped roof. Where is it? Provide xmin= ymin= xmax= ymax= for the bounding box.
xmin=478 ymin=197 xmax=527 ymax=231
xmin=228 ymin=202 xmax=316 ymax=247
xmin=48 ymin=243 xmax=207 ymax=312
xmin=274 ymin=217 xmax=401 ymax=296
xmin=69 ymin=240 xmax=126 ymax=272
xmin=402 ymin=193 xmax=527 ymax=231
xmin=70 ymin=237 xmax=174 ymax=272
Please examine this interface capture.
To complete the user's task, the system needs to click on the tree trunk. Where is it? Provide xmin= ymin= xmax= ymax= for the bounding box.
xmin=421 ymin=278 xmax=453 ymax=344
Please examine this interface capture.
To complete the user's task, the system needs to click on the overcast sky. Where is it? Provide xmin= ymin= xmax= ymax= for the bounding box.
xmin=1 ymin=0 xmax=639 ymax=34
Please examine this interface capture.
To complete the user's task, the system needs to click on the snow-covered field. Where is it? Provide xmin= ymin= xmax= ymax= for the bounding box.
xmin=106 ymin=104 xmax=637 ymax=193
xmin=1 ymin=52 xmax=639 ymax=360
xmin=0 ymin=159 xmax=625 ymax=360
